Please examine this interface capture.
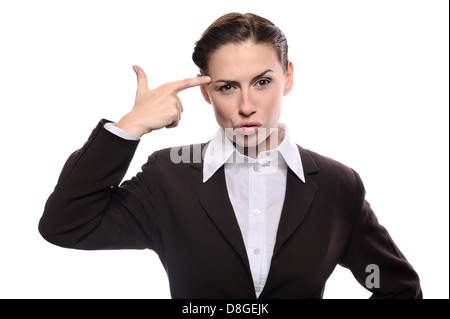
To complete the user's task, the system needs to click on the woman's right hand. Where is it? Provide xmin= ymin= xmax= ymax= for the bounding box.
xmin=116 ymin=65 xmax=211 ymax=138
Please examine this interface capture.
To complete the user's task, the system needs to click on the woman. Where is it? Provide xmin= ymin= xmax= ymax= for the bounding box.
xmin=39 ymin=12 xmax=422 ymax=299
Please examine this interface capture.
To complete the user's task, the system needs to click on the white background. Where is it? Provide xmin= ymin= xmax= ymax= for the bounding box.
xmin=0 ymin=0 xmax=448 ymax=299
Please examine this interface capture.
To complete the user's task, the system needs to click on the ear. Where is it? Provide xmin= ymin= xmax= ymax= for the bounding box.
xmin=283 ymin=61 xmax=294 ymax=96
xmin=198 ymin=74 xmax=212 ymax=104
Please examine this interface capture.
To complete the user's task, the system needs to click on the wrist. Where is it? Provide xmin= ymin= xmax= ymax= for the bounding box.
xmin=104 ymin=123 xmax=140 ymax=141
xmin=116 ymin=114 xmax=151 ymax=138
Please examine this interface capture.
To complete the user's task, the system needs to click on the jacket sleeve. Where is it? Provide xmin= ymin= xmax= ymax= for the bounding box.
xmin=339 ymin=170 xmax=423 ymax=299
xmin=39 ymin=119 xmax=157 ymax=250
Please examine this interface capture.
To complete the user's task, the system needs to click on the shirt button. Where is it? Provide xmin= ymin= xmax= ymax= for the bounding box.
xmin=253 ymin=165 xmax=259 ymax=172
xmin=253 ymin=248 xmax=260 ymax=255
xmin=254 ymin=209 xmax=261 ymax=215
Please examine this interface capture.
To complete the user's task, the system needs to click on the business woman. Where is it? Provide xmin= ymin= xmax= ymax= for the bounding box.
xmin=39 ymin=12 xmax=422 ymax=299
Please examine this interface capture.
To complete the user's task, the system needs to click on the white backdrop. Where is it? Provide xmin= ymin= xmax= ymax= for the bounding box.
xmin=0 ymin=0 xmax=448 ymax=299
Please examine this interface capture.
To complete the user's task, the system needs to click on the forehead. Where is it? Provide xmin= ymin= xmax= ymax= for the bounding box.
xmin=207 ymin=42 xmax=283 ymax=80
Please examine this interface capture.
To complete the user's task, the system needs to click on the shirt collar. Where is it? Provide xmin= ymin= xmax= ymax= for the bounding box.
xmin=203 ymin=123 xmax=305 ymax=183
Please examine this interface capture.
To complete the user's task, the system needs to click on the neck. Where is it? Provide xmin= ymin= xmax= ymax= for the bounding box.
xmin=236 ymin=130 xmax=282 ymax=158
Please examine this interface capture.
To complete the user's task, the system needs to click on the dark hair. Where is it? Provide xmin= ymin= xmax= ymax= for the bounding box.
xmin=192 ymin=12 xmax=289 ymax=76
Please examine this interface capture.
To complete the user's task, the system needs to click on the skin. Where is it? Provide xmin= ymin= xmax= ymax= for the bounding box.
xmin=117 ymin=41 xmax=293 ymax=158
xmin=200 ymin=41 xmax=294 ymax=156
xmin=116 ymin=66 xmax=211 ymax=137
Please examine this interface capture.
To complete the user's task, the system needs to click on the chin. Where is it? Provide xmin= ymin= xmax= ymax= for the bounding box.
xmin=233 ymin=133 xmax=266 ymax=149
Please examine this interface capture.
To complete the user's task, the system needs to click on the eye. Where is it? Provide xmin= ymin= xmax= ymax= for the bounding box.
xmin=217 ymin=84 xmax=236 ymax=94
xmin=255 ymin=78 xmax=271 ymax=88
xmin=218 ymin=84 xmax=233 ymax=91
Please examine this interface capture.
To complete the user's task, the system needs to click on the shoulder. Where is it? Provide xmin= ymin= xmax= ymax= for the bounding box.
xmin=299 ymin=146 xmax=365 ymax=193
xmin=149 ymin=143 xmax=207 ymax=166
xmin=300 ymin=147 xmax=352 ymax=174
xmin=136 ymin=143 xmax=207 ymax=191
xmin=142 ymin=143 xmax=207 ymax=180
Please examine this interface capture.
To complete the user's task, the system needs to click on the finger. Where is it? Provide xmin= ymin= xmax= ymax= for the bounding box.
xmin=169 ymin=76 xmax=211 ymax=93
xmin=166 ymin=121 xmax=179 ymax=129
xmin=132 ymin=65 xmax=149 ymax=93
xmin=168 ymin=99 xmax=182 ymax=128
xmin=166 ymin=114 xmax=180 ymax=129
xmin=176 ymin=95 xmax=184 ymax=113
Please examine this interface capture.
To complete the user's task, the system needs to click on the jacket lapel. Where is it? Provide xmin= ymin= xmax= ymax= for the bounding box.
xmin=188 ymin=145 xmax=252 ymax=279
xmin=272 ymin=146 xmax=319 ymax=258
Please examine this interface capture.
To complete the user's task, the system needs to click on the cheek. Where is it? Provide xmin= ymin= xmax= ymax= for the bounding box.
xmin=256 ymin=89 xmax=283 ymax=116
xmin=210 ymin=95 xmax=237 ymax=127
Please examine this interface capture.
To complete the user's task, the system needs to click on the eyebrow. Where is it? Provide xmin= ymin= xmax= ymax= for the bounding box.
xmin=213 ymin=69 xmax=274 ymax=85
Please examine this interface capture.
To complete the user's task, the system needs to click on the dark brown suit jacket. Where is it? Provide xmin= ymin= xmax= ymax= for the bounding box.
xmin=39 ymin=119 xmax=422 ymax=299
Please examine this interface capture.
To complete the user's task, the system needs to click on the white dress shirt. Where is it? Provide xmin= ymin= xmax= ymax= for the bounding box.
xmin=104 ymin=122 xmax=305 ymax=297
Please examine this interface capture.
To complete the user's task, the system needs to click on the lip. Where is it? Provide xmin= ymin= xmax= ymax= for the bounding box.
xmin=234 ymin=121 xmax=262 ymax=135
xmin=236 ymin=121 xmax=263 ymax=128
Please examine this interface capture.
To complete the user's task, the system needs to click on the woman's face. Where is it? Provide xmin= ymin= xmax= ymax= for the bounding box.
xmin=200 ymin=41 xmax=293 ymax=155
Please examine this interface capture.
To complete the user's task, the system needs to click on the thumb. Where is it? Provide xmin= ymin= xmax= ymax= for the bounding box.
xmin=133 ymin=65 xmax=149 ymax=93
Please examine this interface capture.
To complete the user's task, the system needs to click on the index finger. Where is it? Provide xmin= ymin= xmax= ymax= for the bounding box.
xmin=169 ymin=76 xmax=211 ymax=93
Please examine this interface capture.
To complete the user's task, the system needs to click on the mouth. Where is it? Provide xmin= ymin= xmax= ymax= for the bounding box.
xmin=234 ymin=121 xmax=262 ymax=135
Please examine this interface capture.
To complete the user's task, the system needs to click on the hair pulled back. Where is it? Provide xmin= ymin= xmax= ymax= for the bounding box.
xmin=192 ymin=13 xmax=289 ymax=76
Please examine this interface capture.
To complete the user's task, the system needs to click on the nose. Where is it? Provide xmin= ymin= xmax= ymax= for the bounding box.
xmin=238 ymin=89 xmax=256 ymax=116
